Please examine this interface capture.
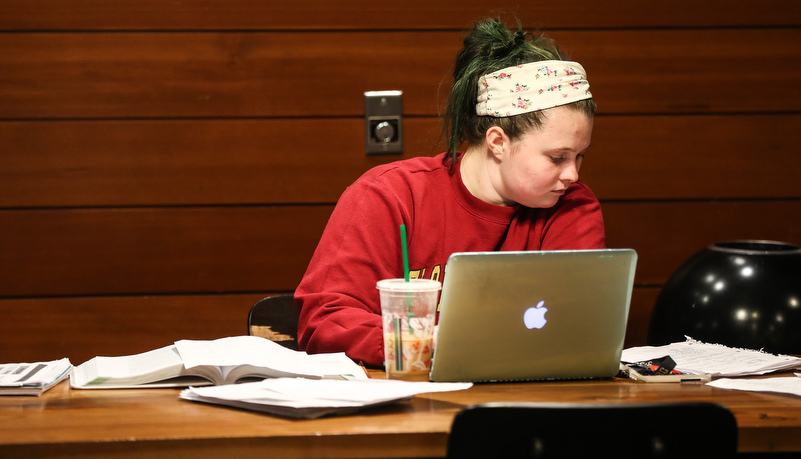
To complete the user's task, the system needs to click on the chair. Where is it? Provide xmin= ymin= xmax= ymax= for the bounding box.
xmin=446 ymin=402 xmax=737 ymax=459
xmin=247 ymin=294 xmax=300 ymax=351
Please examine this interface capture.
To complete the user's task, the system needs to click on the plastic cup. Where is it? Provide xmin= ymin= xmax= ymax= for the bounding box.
xmin=377 ymin=278 xmax=441 ymax=380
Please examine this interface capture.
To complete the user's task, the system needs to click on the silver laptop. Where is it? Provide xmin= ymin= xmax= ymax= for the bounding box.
xmin=429 ymin=249 xmax=637 ymax=383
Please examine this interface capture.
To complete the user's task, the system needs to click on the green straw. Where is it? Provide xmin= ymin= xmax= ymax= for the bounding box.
xmin=400 ymin=224 xmax=410 ymax=282
xmin=393 ymin=317 xmax=403 ymax=371
xmin=400 ymin=224 xmax=414 ymax=335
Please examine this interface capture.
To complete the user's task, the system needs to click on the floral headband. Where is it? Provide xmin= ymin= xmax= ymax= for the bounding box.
xmin=476 ymin=60 xmax=592 ymax=117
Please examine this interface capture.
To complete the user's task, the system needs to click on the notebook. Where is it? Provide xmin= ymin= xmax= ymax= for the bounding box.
xmin=429 ymin=249 xmax=637 ymax=383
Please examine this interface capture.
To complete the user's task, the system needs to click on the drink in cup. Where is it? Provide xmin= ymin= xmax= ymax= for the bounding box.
xmin=377 ymin=278 xmax=441 ymax=380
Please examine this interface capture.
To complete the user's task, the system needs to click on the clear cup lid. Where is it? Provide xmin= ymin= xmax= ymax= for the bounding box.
xmin=376 ymin=278 xmax=441 ymax=292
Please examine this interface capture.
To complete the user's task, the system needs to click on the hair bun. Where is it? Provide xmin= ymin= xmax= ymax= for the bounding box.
xmin=491 ymin=30 xmax=526 ymax=58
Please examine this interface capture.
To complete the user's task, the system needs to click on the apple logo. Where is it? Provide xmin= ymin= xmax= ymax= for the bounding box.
xmin=523 ymin=300 xmax=548 ymax=329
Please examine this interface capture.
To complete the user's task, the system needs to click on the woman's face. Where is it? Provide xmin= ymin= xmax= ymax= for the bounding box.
xmin=492 ymin=107 xmax=593 ymax=208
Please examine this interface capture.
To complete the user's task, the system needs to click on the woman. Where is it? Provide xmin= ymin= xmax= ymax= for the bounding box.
xmin=295 ymin=18 xmax=604 ymax=366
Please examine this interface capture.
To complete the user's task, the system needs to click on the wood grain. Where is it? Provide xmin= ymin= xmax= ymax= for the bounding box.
xmin=0 ymin=293 xmax=271 ymax=364
xmin=2 ymin=115 xmax=799 ymax=208
xmin=1 ymin=29 xmax=799 ymax=119
xmin=1 ymin=371 xmax=800 ymax=456
xmin=2 ymin=0 xmax=799 ymax=30
xmin=0 ymin=206 xmax=329 ymax=297
xmin=2 ymin=1 xmax=798 ymax=374
xmin=2 ymin=201 xmax=798 ymax=298
xmin=0 ymin=287 xmax=667 ymax=364
xmin=604 ymin=200 xmax=801 ymax=285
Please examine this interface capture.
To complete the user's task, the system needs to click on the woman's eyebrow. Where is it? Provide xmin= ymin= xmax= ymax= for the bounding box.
xmin=548 ymin=143 xmax=592 ymax=153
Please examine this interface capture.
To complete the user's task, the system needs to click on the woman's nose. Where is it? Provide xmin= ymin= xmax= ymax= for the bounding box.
xmin=561 ymin=162 xmax=579 ymax=183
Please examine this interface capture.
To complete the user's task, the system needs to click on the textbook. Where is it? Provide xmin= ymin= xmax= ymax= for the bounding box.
xmin=0 ymin=358 xmax=73 ymax=396
xmin=71 ymin=335 xmax=366 ymax=389
xmin=180 ymin=377 xmax=473 ymax=419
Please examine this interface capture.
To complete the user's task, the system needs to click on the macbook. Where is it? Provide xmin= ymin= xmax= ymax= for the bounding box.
xmin=429 ymin=249 xmax=637 ymax=382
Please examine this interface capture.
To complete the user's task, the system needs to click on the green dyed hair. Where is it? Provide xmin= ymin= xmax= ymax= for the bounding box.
xmin=443 ymin=18 xmax=596 ymax=168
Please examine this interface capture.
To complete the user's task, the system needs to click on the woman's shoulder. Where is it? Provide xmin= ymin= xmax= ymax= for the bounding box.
xmin=563 ymin=180 xmax=600 ymax=203
xmin=358 ymin=152 xmax=451 ymax=186
xmin=536 ymin=180 xmax=602 ymax=219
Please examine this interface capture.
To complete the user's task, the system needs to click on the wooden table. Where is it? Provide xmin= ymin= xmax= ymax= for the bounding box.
xmin=2 ymin=371 xmax=800 ymax=458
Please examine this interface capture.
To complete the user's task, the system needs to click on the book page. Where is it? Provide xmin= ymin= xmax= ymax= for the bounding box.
xmin=73 ymin=345 xmax=186 ymax=386
xmin=176 ymin=336 xmax=293 ymax=368
xmin=175 ymin=336 xmax=364 ymax=381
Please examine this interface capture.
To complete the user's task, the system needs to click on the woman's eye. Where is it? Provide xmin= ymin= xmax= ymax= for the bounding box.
xmin=549 ymin=156 xmax=566 ymax=164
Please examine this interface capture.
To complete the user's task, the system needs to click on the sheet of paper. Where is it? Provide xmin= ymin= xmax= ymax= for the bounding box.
xmin=180 ymin=378 xmax=473 ymax=415
xmin=707 ymin=374 xmax=801 ymax=397
xmin=250 ymin=377 xmax=471 ymax=405
xmin=621 ymin=337 xmax=801 ymax=377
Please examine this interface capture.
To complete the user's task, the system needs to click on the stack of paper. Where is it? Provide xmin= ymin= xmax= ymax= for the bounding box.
xmin=180 ymin=377 xmax=472 ymax=419
xmin=621 ymin=337 xmax=801 ymax=377
xmin=0 ymin=358 xmax=72 ymax=396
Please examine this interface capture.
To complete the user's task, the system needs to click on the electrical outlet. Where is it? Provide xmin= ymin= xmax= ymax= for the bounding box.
xmin=364 ymin=90 xmax=403 ymax=155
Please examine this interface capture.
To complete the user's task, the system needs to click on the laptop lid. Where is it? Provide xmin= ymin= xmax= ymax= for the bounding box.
xmin=429 ymin=249 xmax=637 ymax=383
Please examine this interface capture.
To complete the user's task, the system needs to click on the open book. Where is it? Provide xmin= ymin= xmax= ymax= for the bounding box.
xmin=71 ymin=336 xmax=366 ymax=389
xmin=0 ymin=358 xmax=72 ymax=396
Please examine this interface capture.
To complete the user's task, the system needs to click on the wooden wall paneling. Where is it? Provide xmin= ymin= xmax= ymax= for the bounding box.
xmin=2 ymin=0 xmax=798 ymax=358
xmin=603 ymin=200 xmax=801 ymax=285
xmin=0 ymin=293 xmax=272 ymax=364
xmin=0 ymin=287 xmax=669 ymax=364
xmin=2 ymin=29 xmax=799 ymax=119
xmin=552 ymin=28 xmax=801 ymax=115
xmin=2 ymin=201 xmax=798 ymax=298
xmin=0 ymin=31 xmax=457 ymax=119
xmin=626 ymin=287 xmax=661 ymax=349
xmin=584 ymin=115 xmax=801 ymax=201
xmin=0 ymin=206 xmax=333 ymax=297
xmin=1 ymin=1 xmax=799 ymax=30
xmin=2 ymin=115 xmax=799 ymax=208
xmin=0 ymin=119 xmax=416 ymax=208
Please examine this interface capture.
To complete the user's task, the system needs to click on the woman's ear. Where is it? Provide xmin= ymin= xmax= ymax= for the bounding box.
xmin=485 ymin=126 xmax=509 ymax=161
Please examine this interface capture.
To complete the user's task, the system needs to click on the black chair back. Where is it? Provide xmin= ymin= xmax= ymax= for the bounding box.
xmin=447 ymin=402 xmax=737 ymax=459
xmin=247 ymin=294 xmax=299 ymax=350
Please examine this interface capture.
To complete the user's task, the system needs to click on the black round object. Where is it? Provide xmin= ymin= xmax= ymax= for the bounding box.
xmin=648 ymin=240 xmax=801 ymax=354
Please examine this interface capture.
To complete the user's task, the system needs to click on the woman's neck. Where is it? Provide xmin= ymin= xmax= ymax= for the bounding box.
xmin=459 ymin=146 xmax=510 ymax=207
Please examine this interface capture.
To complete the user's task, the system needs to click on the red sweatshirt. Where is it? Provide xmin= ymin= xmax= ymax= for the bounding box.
xmin=295 ymin=153 xmax=605 ymax=366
